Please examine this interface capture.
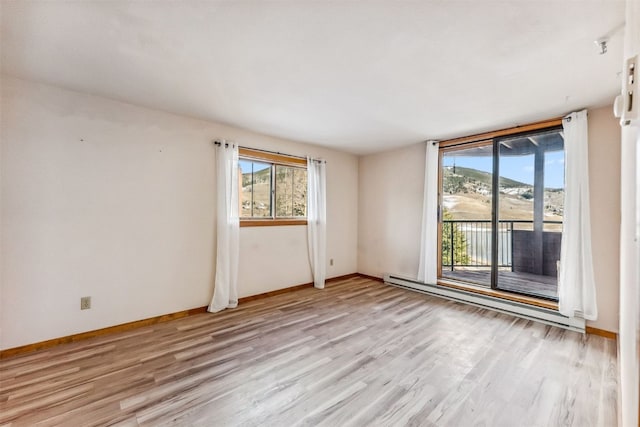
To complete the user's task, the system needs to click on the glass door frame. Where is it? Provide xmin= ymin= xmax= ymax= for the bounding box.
xmin=437 ymin=124 xmax=564 ymax=299
xmin=437 ymin=139 xmax=494 ymax=285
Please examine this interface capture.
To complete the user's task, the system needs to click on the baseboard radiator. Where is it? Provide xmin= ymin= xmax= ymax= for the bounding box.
xmin=383 ymin=274 xmax=585 ymax=333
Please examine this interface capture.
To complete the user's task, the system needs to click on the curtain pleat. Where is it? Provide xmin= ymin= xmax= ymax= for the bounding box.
xmin=208 ymin=142 xmax=240 ymax=312
xmin=418 ymin=141 xmax=439 ymax=284
xmin=558 ymin=111 xmax=597 ymax=320
xmin=307 ymin=158 xmax=327 ymax=289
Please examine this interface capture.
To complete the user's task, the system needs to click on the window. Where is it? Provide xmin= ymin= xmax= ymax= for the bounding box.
xmin=438 ymin=122 xmax=564 ymax=301
xmin=239 ymin=148 xmax=307 ymax=226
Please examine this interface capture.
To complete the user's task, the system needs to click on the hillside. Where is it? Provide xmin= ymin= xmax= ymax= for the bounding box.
xmin=444 ymin=166 xmax=531 ymax=189
xmin=443 ymin=166 xmax=563 ymax=224
xmin=240 ymin=165 xmax=307 ymax=217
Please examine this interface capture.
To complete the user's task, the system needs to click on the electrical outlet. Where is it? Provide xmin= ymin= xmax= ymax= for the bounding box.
xmin=330 ymin=258 xmax=334 ymax=266
xmin=80 ymin=296 xmax=91 ymax=310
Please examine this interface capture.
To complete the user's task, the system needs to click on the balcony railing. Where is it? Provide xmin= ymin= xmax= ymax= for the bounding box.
xmin=442 ymin=219 xmax=562 ymax=271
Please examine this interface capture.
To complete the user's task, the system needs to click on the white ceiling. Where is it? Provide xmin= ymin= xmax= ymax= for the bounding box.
xmin=1 ymin=1 xmax=626 ymax=155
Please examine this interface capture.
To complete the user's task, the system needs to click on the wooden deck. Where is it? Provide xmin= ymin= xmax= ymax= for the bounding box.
xmin=441 ymin=269 xmax=558 ymax=299
xmin=0 ymin=277 xmax=615 ymax=426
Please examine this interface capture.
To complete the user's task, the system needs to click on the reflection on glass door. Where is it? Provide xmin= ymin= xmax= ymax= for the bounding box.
xmin=496 ymin=130 xmax=564 ymax=300
xmin=438 ymin=127 xmax=564 ymax=301
xmin=440 ymin=143 xmax=494 ymax=287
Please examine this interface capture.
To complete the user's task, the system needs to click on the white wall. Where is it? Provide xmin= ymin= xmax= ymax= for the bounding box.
xmin=358 ymin=107 xmax=621 ymax=332
xmin=587 ymin=106 xmax=621 ymax=333
xmin=0 ymin=77 xmax=358 ymax=350
xmin=358 ymin=142 xmax=425 ymax=279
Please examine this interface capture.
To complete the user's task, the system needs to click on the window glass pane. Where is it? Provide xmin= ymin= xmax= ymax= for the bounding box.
xmin=438 ymin=126 xmax=563 ymax=302
xmin=239 ymin=160 xmax=253 ymax=217
xmin=544 ymin=149 xmax=564 ymax=231
xmin=496 ymin=129 xmax=564 ymax=300
xmin=240 ymin=160 xmax=271 ymax=217
xmin=275 ymin=165 xmax=294 ymax=217
xmin=441 ymin=144 xmax=493 ymax=288
xmin=293 ymin=168 xmax=307 ymax=217
xmin=275 ymin=166 xmax=307 ymax=218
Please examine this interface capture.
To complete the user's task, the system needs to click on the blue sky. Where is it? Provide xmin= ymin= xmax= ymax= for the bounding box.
xmin=443 ymin=150 xmax=565 ymax=189
xmin=239 ymin=159 xmax=270 ymax=174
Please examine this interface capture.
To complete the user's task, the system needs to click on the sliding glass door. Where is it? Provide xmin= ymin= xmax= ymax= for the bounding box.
xmin=440 ymin=142 xmax=493 ymax=287
xmin=438 ymin=127 xmax=564 ymax=301
xmin=496 ymin=130 xmax=564 ymax=299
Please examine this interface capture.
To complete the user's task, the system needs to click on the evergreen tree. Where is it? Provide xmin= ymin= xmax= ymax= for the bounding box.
xmin=442 ymin=209 xmax=470 ymax=266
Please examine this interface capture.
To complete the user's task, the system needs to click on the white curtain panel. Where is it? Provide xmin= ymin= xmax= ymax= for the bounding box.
xmin=208 ymin=142 xmax=240 ymax=313
xmin=417 ymin=141 xmax=440 ymax=284
xmin=307 ymin=157 xmax=327 ymax=289
xmin=558 ymin=111 xmax=597 ymax=320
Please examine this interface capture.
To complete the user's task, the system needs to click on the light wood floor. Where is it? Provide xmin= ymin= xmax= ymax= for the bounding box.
xmin=0 ymin=277 xmax=617 ymax=426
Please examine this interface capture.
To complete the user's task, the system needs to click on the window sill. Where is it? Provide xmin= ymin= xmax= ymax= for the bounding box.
xmin=437 ymin=278 xmax=558 ymax=310
xmin=240 ymin=219 xmax=308 ymax=227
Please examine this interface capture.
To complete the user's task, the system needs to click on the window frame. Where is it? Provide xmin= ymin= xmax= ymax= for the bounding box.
xmin=238 ymin=148 xmax=308 ymax=227
xmin=437 ymin=117 xmax=565 ymax=302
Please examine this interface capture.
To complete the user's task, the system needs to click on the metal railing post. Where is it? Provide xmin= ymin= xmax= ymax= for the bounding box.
xmin=510 ymin=221 xmax=515 ymax=272
xmin=450 ymin=222 xmax=455 ymax=271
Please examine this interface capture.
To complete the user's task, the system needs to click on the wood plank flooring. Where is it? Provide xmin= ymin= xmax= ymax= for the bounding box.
xmin=0 ymin=277 xmax=617 ymax=426
xmin=442 ymin=269 xmax=559 ymax=299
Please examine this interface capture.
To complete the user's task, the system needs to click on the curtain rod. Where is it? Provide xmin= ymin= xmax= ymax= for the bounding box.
xmin=213 ymin=141 xmax=326 ymax=163
xmin=563 ymin=110 xmax=589 ymax=122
